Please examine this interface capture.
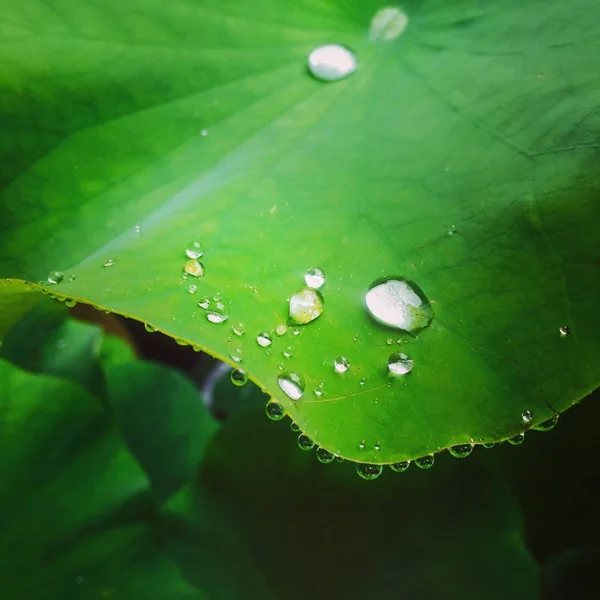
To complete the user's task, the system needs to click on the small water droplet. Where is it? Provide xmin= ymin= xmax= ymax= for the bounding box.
xmin=188 ymin=284 xmax=197 ymax=294
xmin=206 ymin=299 xmax=229 ymax=324
xmin=482 ymin=442 xmax=495 ymax=449
xmin=47 ymin=271 xmax=64 ymax=285
xmin=359 ymin=377 xmax=366 ymax=386
xmin=184 ymin=259 xmax=205 ymax=278
xmin=333 ymin=356 xmax=350 ymax=374
xmin=277 ymin=372 xmax=305 ymax=400
xmin=387 ymin=352 xmax=414 ymax=375
xmin=275 ymin=323 xmax=288 ymax=336
xmin=289 ymin=287 xmax=324 ymax=325
xmin=374 ymin=442 xmax=381 ymax=451
xmin=316 ymin=447 xmax=334 ymax=464
xmin=201 ymin=128 xmax=208 ymax=136
xmin=181 ymin=272 xmax=189 ymax=280
xmin=290 ymin=421 xmax=300 ymax=432
xmin=366 ymin=277 xmax=433 ymax=333
xmin=508 ymin=433 xmax=525 ymax=446
xmin=282 ymin=346 xmax=293 ymax=358
xmin=559 ymin=325 xmax=570 ymax=337
xmin=356 ymin=463 xmax=383 ymax=481
xmin=447 ymin=225 xmax=457 ymax=236
xmin=75 ymin=576 xmax=84 ymax=585
xmin=292 ymin=328 xmax=301 ymax=336
xmin=297 ymin=433 xmax=315 ymax=451
xmin=230 ymin=349 xmax=242 ymax=364
xmin=256 ymin=332 xmax=272 ymax=347
xmin=386 ymin=338 xmax=393 ymax=345
xmin=68 ymin=274 xmax=76 ymax=282
xmin=390 ymin=461 xmax=410 ymax=473
xmin=369 ymin=6 xmax=409 ymax=41
xmin=103 ymin=258 xmax=115 ymax=267
xmin=314 ymin=382 xmax=324 ymax=397
xmin=307 ymin=44 xmax=357 ymax=82
xmin=65 ymin=298 xmax=77 ymax=308
xmin=449 ymin=444 xmax=473 ymax=459
xmin=198 ymin=297 xmax=210 ymax=309
xmin=534 ymin=415 xmax=559 ymax=431
xmin=304 ymin=267 xmax=326 ymax=289
xmin=144 ymin=323 xmax=157 ymax=333
xmin=266 ymin=400 xmax=285 ymax=421
xmin=414 ymin=455 xmax=435 ymax=469
xmin=232 ymin=322 xmax=245 ymax=336
xmin=185 ymin=240 xmax=203 ymax=259
xmin=521 ymin=410 xmax=533 ymax=424
xmin=134 ymin=224 xmax=141 ymax=235
xmin=358 ymin=440 xmax=366 ymax=450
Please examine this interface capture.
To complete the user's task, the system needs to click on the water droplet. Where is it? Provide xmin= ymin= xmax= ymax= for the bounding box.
xmin=185 ymin=240 xmax=203 ymax=259
xmin=534 ymin=415 xmax=559 ymax=431
xmin=390 ymin=461 xmax=410 ymax=473
xmin=230 ymin=349 xmax=242 ymax=363
xmin=316 ymin=447 xmax=334 ymax=464
xmin=201 ymin=128 xmax=208 ymax=136
xmin=314 ymin=383 xmax=324 ymax=397
xmin=559 ymin=325 xmax=570 ymax=337
xmin=134 ymin=224 xmax=141 ymax=235
xmin=256 ymin=332 xmax=272 ymax=347
xmin=307 ymin=44 xmax=357 ymax=82
xmin=232 ymin=323 xmax=245 ymax=336
xmin=521 ymin=410 xmax=533 ymax=424
xmin=482 ymin=442 xmax=495 ymax=449
xmin=358 ymin=440 xmax=366 ymax=450
xmin=292 ymin=328 xmax=301 ymax=336
xmin=508 ymin=433 xmax=525 ymax=446
xmin=386 ymin=338 xmax=393 ymax=345
xmin=449 ymin=444 xmax=473 ymax=459
xmin=365 ymin=277 xmax=433 ymax=333
xmin=68 ymin=274 xmax=76 ymax=282
xmin=290 ymin=421 xmax=300 ymax=432
xmin=198 ymin=297 xmax=210 ymax=309
xmin=387 ymin=352 xmax=414 ymax=376
xmin=356 ymin=463 xmax=383 ymax=481
xmin=266 ymin=400 xmax=285 ymax=421
xmin=289 ymin=287 xmax=323 ymax=325
xmin=304 ymin=267 xmax=326 ymax=289
xmin=75 ymin=576 xmax=84 ymax=585
xmin=396 ymin=338 xmax=402 ymax=345
xmin=336 ymin=455 xmax=344 ymax=463
xmin=103 ymin=258 xmax=115 ymax=267
xmin=374 ymin=442 xmax=381 ymax=451
xmin=181 ymin=272 xmax=188 ymax=280
xmin=369 ymin=6 xmax=408 ymax=41
xmin=359 ymin=377 xmax=366 ymax=386
xmin=277 ymin=372 xmax=305 ymax=400
xmin=65 ymin=298 xmax=76 ymax=308
xmin=282 ymin=346 xmax=293 ymax=358
xmin=297 ymin=433 xmax=315 ymax=451
xmin=206 ymin=299 xmax=229 ymax=324
xmin=47 ymin=271 xmax=64 ymax=285
xmin=188 ymin=284 xmax=197 ymax=294
xmin=275 ymin=323 xmax=288 ymax=336
xmin=184 ymin=259 xmax=205 ymax=278
xmin=229 ymin=368 xmax=247 ymax=386
xmin=333 ymin=356 xmax=350 ymax=374
xmin=144 ymin=323 xmax=157 ymax=333
xmin=414 ymin=455 xmax=435 ymax=469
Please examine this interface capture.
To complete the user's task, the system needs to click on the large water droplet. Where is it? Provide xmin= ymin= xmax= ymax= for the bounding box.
xmin=304 ymin=267 xmax=326 ymax=290
xmin=232 ymin=322 xmax=245 ymax=336
xmin=307 ymin=44 xmax=357 ymax=82
xmin=206 ymin=299 xmax=229 ymax=324
xmin=534 ymin=415 xmax=559 ymax=431
xmin=265 ymin=400 xmax=285 ymax=421
xmin=508 ymin=433 xmax=525 ymax=446
xmin=449 ymin=444 xmax=473 ymax=459
xmin=316 ymin=447 xmax=334 ymax=464
xmin=333 ymin=356 xmax=350 ymax=374
xmin=184 ymin=259 xmax=205 ymax=278
xmin=387 ymin=352 xmax=414 ymax=375
xmin=185 ymin=240 xmax=203 ymax=259
xmin=369 ymin=7 xmax=409 ymax=41
xmin=103 ymin=258 xmax=115 ymax=267
xmin=230 ymin=369 xmax=247 ymax=386
xmin=47 ymin=271 xmax=64 ymax=285
xmin=390 ymin=461 xmax=410 ymax=473
xmin=356 ymin=463 xmax=383 ymax=481
xmin=289 ymin=287 xmax=323 ymax=325
xmin=521 ymin=410 xmax=533 ymax=424
xmin=277 ymin=372 xmax=305 ymax=400
xmin=414 ymin=455 xmax=435 ymax=469
xmin=365 ymin=277 xmax=433 ymax=333
xmin=256 ymin=332 xmax=272 ymax=347
xmin=297 ymin=433 xmax=315 ymax=451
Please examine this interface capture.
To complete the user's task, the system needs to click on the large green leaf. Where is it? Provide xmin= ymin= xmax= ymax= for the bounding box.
xmin=1 ymin=0 xmax=599 ymax=463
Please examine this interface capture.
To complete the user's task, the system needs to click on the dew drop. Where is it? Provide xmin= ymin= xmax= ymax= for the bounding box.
xmin=333 ymin=356 xmax=350 ymax=374
xmin=206 ymin=299 xmax=229 ymax=324
xmin=365 ymin=277 xmax=433 ymax=333
xmin=297 ymin=433 xmax=315 ymax=451
xmin=65 ymin=298 xmax=77 ymax=308
xmin=374 ymin=442 xmax=381 ymax=451
xmin=103 ymin=258 xmax=115 ymax=267
xmin=290 ymin=421 xmax=300 ymax=432
xmin=314 ymin=383 xmax=324 ymax=398
xmin=369 ymin=6 xmax=409 ymax=41
xmin=188 ymin=284 xmax=197 ymax=294
xmin=277 ymin=372 xmax=305 ymax=400
xmin=304 ymin=267 xmax=326 ymax=289
xmin=390 ymin=461 xmax=410 ymax=473
xmin=265 ymin=400 xmax=285 ymax=421
xmin=275 ymin=323 xmax=288 ymax=336
xmin=185 ymin=240 xmax=204 ymax=259
xmin=307 ymin=44 xmax=357 ymax=82
xmin=414 ymin=455 xmax=435 ymax=469
xmin=356 ymin=463 xmax=383 ymax=481
xmin=230 ymin=349 xmax=242 ymax=364
xmin=198 ymin=297 xmax=210 ymax=309
xmin=144 ymin=323 xmax=157 ymax=333
xmin=47 ymin=271 xmax=64 ymax=285
xmin=559 ymin=325 xmax=570 ymax=337
xmin=521 ymin=410 xmax=533 ymax=424
xmin=316 ymin=447 xmax=335 ymax=464
xmin=386 ymin=338 xmax=393 ymax=345
xmin=232 ymin=322 xmax=245 ymax=336
xmin=358 ymin=440 xmax=366 ymax=450
xmin=449 ymin=444 xmax=473 ymax=459
xmin=534 ymin=415 xmax=559 ymax=431
xmin=68 ymin=274 xmax=76 ymax=282
xmin=184 ymin=259 xmax=205 ymax=278
xmin=359 ymin=377 xmax=366 ymax=386
xmin=508 ymin=433 xmax=525 ymax=446
xmin=292 ymin=328 xmax=301 ymax=336
xmin=482 ymin=442 xmax=495 ymax=449
xmin=282 ymin=346 xmax=293 ymax=359
xmin=256 ymin=332 xmax=272 ymax=347
xmin=387 ymin=352 xmax=414 ymax=376
xmin=289 ymin=287 xmax=323 ymax=325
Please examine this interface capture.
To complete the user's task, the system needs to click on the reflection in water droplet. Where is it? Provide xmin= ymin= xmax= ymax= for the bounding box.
xmin=449 ymin=444 xmax=473 ymax=459
xmin=230 ymin=369 xmax=247 ymax=386
xmin=356 ymin=463 xmax=383 ymax=481
xmin=206 ymin=299 xmax=229 ymax=324
xmin=265 ymin=400 xmax=285 ymax=421
xmin=47 ymin=271 xmax=64 ymax=285
xmin=232 ymin=323 xmax=245 ymax=336
xmin=277 ymin=372 xmax=305 ymax=400
xmin=387 ymin=352 xmax=414 ymax=375
xmin=316 ymin=447 xmax=334 ymax=464
xmin=198 ymin=297 xmax=210 ymax=309
xmin=282 ymin=346 xmax=293 ymax=358
xmin=307 ymin=44 xmax=357 ymax=82
xmin=334 ymin=356 xmax=350 ymax=374
xmin=390 ymin=461 xmax=410 ymax=472
xmin=103 ymin=258 xmax=115 ymax=267
xmin=289 ymin=287 xmax=323 ymax=325
xmin=256 ymin=332 xmax=272 ymax=347
xmin=144 ymin=323 xmax=157 ymax=333
xmin=369 ymin=6 xmax=409 ymax=41
xmin=521 ymin=410 xmax=533 ymax=424
xmin=304 ymin=267 xmax=326 ymax=289
xmin=414 ymin=455 xmax=435 ymax=469
xmin=559 ymin=325 xmax=570 ymax=337
xmin=184 ymin=259 xmax=205 ymax=278
xmin=365 ymin=277 xmax=433 ymax=333
xmin=185 ymin=241 xmax=203 ymax=259
xmin=275 ymin=323 xmax=288 ymax=336
xmin=508 ymin=433 xmax=525 ymax=446
xmin=290 ymin=421 xmax=300 ymax=432
xmin=534 ymin=415 xmax=559 ymax=431
xmin=188 ymin=284 xmax=197 ymax=294
xmin=297 ymin=433 xmax=315 ymax=451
